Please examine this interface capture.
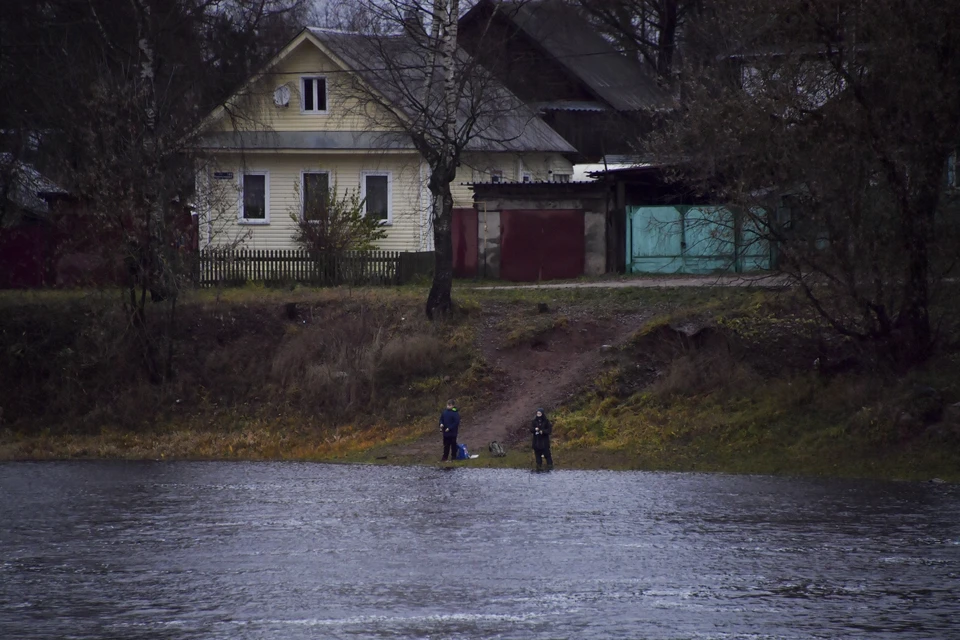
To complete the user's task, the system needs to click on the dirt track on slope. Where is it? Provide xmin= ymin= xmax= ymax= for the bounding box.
xmin=396 ymin=307 xmax=651 ymax=461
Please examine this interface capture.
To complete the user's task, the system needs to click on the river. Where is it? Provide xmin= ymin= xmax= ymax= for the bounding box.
xmin=1 ymin=462 xmax=958 ymax=639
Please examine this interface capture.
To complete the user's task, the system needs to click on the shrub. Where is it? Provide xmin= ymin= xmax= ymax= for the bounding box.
xmin=378 ymin=335 xmax=444 ymax=383
xmin=651 ymin=351 xmax=759 ymax=398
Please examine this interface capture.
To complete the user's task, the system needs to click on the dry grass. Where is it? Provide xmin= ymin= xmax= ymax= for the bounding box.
xmin=502 ymin=314 xmax=569 ymax=348
xmin=0 ymin=286 xmax=476 ymax=440
xmin=650 ymin=351 xmax=760 ymax=398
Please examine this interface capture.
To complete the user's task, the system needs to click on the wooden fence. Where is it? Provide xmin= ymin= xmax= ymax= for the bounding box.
xmin=196 ymin=249 xmax=434 ymax=287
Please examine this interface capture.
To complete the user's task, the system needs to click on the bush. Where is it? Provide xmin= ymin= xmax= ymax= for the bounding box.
xmin=378 ymin=335 xmax=444 ymax=383
xmin=651 ymin=351 xmax=759 ymax=398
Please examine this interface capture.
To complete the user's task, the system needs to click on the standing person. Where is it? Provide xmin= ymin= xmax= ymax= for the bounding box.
xmin=530 ymin=408 xmax=553 ymax=471
xmin=439 ymin=399 xmax=460 ymax=462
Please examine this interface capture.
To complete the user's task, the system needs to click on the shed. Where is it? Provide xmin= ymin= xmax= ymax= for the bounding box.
xmin=465 ymin=181 xmax=612 ymax=281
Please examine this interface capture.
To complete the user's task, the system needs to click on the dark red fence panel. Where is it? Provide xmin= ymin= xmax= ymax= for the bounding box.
xmin=0 ymin=226 xmax=49 ymax=288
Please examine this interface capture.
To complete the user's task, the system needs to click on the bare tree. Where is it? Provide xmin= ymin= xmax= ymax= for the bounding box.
xmin=320 ymin=0 xmax=568 ymax=318
xmin=656 ymin=0 xmax=960 ymax=368
xmin=0 ymin=0 xmax=307 ymax=381
xmin=574 ymin=0 xmax=701 ymax=80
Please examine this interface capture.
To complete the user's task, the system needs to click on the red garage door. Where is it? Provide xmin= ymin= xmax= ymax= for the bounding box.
xmin=500 ymin=209 xmax=584 ymax=282
xmin=452 ymin=208 xmax=478 ymax=278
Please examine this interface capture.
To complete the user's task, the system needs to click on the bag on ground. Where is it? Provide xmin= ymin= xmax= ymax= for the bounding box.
xmin=456 ymin=443 xmax=469 ymax=460
xmin=488 ymin=441 xmax=506 ymax=457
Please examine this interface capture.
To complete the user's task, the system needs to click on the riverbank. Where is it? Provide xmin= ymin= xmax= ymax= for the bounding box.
xmin=1 ymin=282 xmax=958 ymax=481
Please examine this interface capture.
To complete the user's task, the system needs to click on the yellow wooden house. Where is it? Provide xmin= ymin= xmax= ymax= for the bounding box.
xmin=195 ymin=27 xmax=576 ymax=252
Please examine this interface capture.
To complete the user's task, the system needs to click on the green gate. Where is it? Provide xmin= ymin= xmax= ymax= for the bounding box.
xmin=626 ymin=205 xmax=771 ymax=274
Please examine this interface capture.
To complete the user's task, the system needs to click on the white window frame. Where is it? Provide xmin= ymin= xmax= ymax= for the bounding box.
xmin=300 ymin=170 xmax=332 ymax=223
xmin=489 ymin=169 xmax=504 ymax=184
xmin=552 ymin=172 xmax=571 ymax=183
xmin=360 ymin=170 xmax=393 ymax=225
xmin=522 ymin=172 xmax=533 ymax=183
xmin=239 ymin=170 xmax=270 ymax=225
xmin=300 ymin=75 xmax=329 ymax=114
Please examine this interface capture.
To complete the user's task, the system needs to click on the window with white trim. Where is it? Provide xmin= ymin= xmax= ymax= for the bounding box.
xmin=302 ymin=171 xmax=330 ymax=222
xmin=301 ymin=76 xmax=328 ymax=113
xmin=362 ymin=172 xmax=391 ymax=224
xmin=240 ymin=172 xmax=268 ymax=223
xmin=522 ymin=173 xmax=533 ymax=183
xmin=552 ymin=172 xmax=571 ymax=183
xmin=489 ymin=169 xmax=503 ymax=184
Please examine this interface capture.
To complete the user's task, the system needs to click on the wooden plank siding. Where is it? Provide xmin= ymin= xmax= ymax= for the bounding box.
xmin=201 ymin=153 xmax=427 ymax=252
xmin=212 ymin=41 xmax=394 ymax=134
xmin=200 ymin=35 xmax=575 ymax=254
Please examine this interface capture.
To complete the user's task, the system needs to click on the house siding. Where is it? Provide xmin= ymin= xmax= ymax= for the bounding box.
xmin=201 ymin=34 xmax=574 ymax=253
xmin=212 ymin=41 xmax=399 ymax=134
xmin=200 ymin=153 xmax=427 ymax=252
xmin=452 ymin=153 xmax=574 ymax=207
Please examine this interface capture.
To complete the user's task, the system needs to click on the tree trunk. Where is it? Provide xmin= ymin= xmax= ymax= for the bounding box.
xmin=425 ymin=0 xmax=459 ymax=321
xmin=890 ymin=154 xmax=942 ymax=368
xmin=657 ymin=0 xmax=679 ymax=79
xmin=426 ymin=174 xmax=454 ymax=320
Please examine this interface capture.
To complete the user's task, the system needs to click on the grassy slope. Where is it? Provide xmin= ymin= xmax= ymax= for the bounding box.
xmin=1 ymin=284 xmax=958 ymax=480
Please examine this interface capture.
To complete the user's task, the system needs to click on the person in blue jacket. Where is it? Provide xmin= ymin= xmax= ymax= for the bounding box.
xmin=439 ymin=399 xmax=460 ymax=462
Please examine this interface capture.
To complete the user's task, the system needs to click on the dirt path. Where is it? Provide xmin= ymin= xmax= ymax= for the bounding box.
xmin=396 ymin=309 xmax=650 ymax=461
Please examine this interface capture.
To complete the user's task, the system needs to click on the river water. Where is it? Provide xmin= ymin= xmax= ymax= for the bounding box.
xmin=1 ymin=462 xmax=958 ymax=639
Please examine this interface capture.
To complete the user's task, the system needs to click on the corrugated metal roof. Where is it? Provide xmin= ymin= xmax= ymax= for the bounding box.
xmin=197 ymin=130 xmax=415 ymax=151
xmin=492 ymin=1 xmax=673 ymax=112
xmin=532 ymin=100 xmax=610 ymax=112
xmin=307 ymin=28 xmax=576 ymax=154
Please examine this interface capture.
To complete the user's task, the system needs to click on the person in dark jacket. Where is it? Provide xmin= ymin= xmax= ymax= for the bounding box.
xmin=530 ymin=408 xmax=553 ymax=471
xmin=439 ymin=399 xmax=461 ymax=462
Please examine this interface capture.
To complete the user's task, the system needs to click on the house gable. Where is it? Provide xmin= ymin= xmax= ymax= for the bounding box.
xmin=459 ymin=0 xmax=668 ymax=161
xmin=200 ymin=30 xmax=408 ymax=141
xmin=459 ymin=3 xmax=596 ymax=105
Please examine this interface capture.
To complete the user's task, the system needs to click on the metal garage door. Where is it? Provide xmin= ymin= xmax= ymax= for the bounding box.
xmin=500 ymin=209 xmax=584 ymax=282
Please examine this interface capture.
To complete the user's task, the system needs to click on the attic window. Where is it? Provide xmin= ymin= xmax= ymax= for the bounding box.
xmin=301 ymin=76 xmax=327 ymax=113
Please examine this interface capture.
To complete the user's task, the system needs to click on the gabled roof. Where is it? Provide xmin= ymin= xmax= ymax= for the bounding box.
xmin=307 ymin=28 xmax=575 ymax=153
xmin=467 ymin=0 xmax=672 ymax=112
xmin=198 ymin=27 xmax=574 ymax=154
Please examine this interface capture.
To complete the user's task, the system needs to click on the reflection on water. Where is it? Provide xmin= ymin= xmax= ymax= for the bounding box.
xmin=1 ymin=462 xmax=958 ymax=639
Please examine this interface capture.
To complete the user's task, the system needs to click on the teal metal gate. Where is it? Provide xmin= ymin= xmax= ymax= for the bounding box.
xmin=626 ymin=205 xmax=771 ymax=274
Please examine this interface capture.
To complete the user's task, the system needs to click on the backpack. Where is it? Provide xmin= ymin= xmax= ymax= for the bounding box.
xmin=488 ymin=441 xmax=506 ymax=457
xmin=456 ymin=443 xmax=469 ymax=460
